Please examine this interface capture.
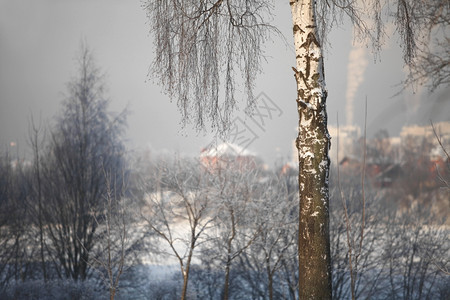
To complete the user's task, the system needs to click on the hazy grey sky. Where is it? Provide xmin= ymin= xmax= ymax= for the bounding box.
xmin=1 ymin=0 xmax=448 ymax=165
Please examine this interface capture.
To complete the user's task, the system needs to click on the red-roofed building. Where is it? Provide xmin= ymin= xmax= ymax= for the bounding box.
xmin=200 ymin=142 xmax=261 ymax=171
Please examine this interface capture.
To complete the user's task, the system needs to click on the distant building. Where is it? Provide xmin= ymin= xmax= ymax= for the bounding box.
xmin=400 ymin=121 xmax=450 ymax=140
xmin=328 ymin=125 xmax=361 ymax=162
xmin=337 ymin=121 xmax=450 ymax=189
xmin=400 ymin=121 xmax=450 ymax=162
xmin=339 ymin=155 xmax=403 ymax=188
xmin=199 ymin=142 xmax=261 ymax=171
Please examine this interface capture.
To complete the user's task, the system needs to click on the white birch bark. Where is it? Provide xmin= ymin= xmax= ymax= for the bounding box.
xmin=289 ymin=0 xmax=332 ymax=299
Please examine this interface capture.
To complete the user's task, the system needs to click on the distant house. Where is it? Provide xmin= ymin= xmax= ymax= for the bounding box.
xmin=371 ymin=163 xmax=403 ymax=188
xmin=199 ymin=142 xmax=260 ymax=171
xmin=339 ymin=155 xmax=361 ymax=172
xmin=339 ymin=156 xmax=403 ymax=188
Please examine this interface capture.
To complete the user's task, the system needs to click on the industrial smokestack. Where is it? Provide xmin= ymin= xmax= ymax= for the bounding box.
xmin=345 ymin=35 xmax=368 ymax=126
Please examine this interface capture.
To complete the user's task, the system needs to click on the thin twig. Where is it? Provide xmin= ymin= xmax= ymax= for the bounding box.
xmin=336 ymin=112 xmax=356 ymax=300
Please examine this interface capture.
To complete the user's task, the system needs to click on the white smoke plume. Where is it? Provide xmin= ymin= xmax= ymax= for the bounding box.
xmin=345 ymin=37 xmax=368 ymax=126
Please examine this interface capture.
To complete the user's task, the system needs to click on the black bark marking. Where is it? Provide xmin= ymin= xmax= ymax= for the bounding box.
xmin=300 ymin=32 xmax=320 ymax=50
xmin=298 ymin=99 xmax=308 ymax=109
xmin=292 ymin=67 xmax=312 ymax=91
xmin=305 ymin=55 xmax=311 ymax=79
xmin=293 ymin=24 xmax=305 ymax=34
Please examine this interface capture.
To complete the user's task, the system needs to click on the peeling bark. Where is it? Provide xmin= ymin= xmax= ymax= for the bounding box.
xmin=290 ymin=0 xmax=332 ymax=299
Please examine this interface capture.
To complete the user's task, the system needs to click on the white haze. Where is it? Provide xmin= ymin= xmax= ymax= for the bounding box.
xmin=345 ymin=33 xmax=368 ymax=126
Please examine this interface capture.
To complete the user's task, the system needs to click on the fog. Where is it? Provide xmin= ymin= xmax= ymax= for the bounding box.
xmin=0 ymin=0 xmax=448 ymax=164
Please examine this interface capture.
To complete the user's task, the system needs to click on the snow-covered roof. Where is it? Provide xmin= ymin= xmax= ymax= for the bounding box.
xmin=200 ymin=142 xmax=256 ymax=158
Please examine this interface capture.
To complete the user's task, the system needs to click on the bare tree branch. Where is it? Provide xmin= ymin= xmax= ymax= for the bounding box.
xmin=145 ymin=0 xmax=279 ymax=135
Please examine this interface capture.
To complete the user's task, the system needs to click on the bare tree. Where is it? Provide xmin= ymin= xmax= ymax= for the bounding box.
xmin=402 ymin=1 xmax=449 ymax=91
xmin=0 ymin=151 xmax=35 ymax=285
xmin=28 ymin=115 xmax=48 ymax=282
xmin=394 ymin=135 xmax=435 ymax=200
xmin=331 ymin=186 xmax=387 ymax=299
xmin=43 ymin=43 xmax=127 ymax=281
xmin=431 ymin=121 xmax=450 ymax=191
xmin=87 ymin=168 xmax=136 ymax=300
xmin=219 ymin=171 xmax=298 ymax=300
xmin=367 ymin=129 xmax=393 ymax=165
xmin=141 ymin=158 xmax=215 ymax=300
xmin=201 ymin=163 xmax=262 ymax=300
xmin=144 ymin=1 xmax=443 ymax=298
xmin=0 ymin=153 xmax=13 ymax=289
xmin=252 ymin=174 xmax=298 ymax=300
xmin=380 ymin=203 xmax=450 ymax=300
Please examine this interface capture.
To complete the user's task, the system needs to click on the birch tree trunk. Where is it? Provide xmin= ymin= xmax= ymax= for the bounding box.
xmin=290 ymin=1 xmax=332 ymax=299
